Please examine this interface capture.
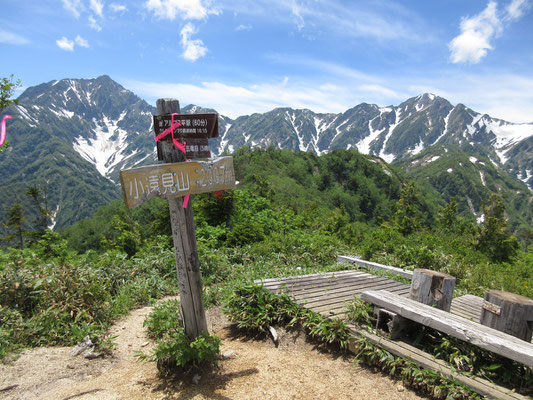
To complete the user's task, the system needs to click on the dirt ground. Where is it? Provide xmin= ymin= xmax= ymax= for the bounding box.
xmin=0 ymin=301 xmax=426 ymax=400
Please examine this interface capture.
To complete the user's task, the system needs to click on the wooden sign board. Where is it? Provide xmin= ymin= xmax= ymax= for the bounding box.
xmin=183 ymin=138 xmax=211 ymax=159
xmin=153 ymin=113 xmax=219 ymax=139
xmin=120 ymin=156 xmax=235 ymax=208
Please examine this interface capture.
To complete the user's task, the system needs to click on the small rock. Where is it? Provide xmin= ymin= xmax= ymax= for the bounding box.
xmin=192 ymin=374 xmax=201 ymax=385
xmin=66 ymin=364 xmax=75 ymax=369
xmin=71 ymin=336 xmax=93 ymax=357
xmin=82 ymin=347 xmax=103 ymax=359
xmin=396 ymin=384 xmax=405 ymax=392
xmin=141 ymin=341 xmax=150 ymax=347
xmin=268 ymin=326 xmax=279 ymax=344
xmin=221 ymin=350 xmax=237 ymax=359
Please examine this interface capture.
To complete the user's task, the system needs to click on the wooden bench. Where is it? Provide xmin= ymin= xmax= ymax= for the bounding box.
xmin=361 ymin=290 xmax=533 ymax=368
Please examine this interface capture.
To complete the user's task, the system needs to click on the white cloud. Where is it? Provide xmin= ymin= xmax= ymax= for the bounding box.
xmin=180 ymin=23 xmax=207 ymax=61
xmin=110 ymin=3 xmax=127 ymax=12
xmin=0 ymin=29 xmax=30 ymax=45
xmin=505 ymin=0 xmax=530 ymax=20
xmin=124 ymin=61 xmax=533 ymax=123
xmin=145 ymin=0 xmax=218 ymax=20
xmin=291 ymin=0 xmax=305 ymax=30
xmin=449 ymin=0 xmax=531 ymax=64
xmin=56 ymin=36 xmax=75 ymax=51
xmin=449 ymin=1 xmax=501 ymax=64
xmin=62 ymin=0 xmax=83 ymax=18
xmin=89 ymin=15 xmax=102 ymax=31
xmin=218 ymin=0 xmax=430 ymax=43
xmin=358 ymin=84 xmax=402 ymax=99
xmin=75 ymin=35 xmax=90 ymax=48
xmin=235 ymin=24 xmax=252 ymax=31
xmin=89 ymin=0 xmax=104 ymax=17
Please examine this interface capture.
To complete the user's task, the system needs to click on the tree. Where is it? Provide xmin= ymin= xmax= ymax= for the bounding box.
xmin=3 ymin=203 xmax=27 ymax=249
xmin=476 ymin=193 xmax=520 ymax=262
xmin=437 ymin=198 xmax=458 ymax=230
xmin=26 ymin=184 xmax=51 ymax=239
xmin=393 ymin=182 xmax=421 ymax=235
xmin=0 ymin=75 xmax=21 ymax=153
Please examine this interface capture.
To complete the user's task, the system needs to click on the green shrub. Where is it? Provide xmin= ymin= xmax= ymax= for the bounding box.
xmin=144 ymin=299 xmax=182 ymax=339
xmin=140 ymin=299 xmax=220 ymax=375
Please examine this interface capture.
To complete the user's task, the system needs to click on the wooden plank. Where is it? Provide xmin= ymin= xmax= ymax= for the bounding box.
xmin=264 ymin=273 xmax=370 ymax=292
xmin=346 ymin=324 xmax=529 ymax=400
xmin=310 ymin=286 xmax=411 ymax=315
xmin=361 ymin=290 xmax=533 ymax=367
xmin=295 ymin=280 xmax=409 ymax=306
xmin=256 ymin=269 xmax=358 ymax=285
xmin=266 ymin=275 xmax=375 ymax=295
xmin=276 ymin=275 xmax=393 ymax=297
xmin=450 ymin=305 xmax=481 ymax=320
xmin=258 ymin=270 xmax=366 ymax=289
xmin=120 ymin=156 xmax=236 ymax=208
xmin=337 ymin=256 xmax=414 ymax=278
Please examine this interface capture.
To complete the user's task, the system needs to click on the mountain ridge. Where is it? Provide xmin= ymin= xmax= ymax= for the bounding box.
xmin=1 ymin=75 xmax=531 ymax=232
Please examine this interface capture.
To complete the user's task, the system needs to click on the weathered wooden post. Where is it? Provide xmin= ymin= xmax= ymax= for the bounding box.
xmin=119 ymin=98 xmax=235 ymax=339
xmin=157 ymin=99 xmax=206 ymax=338
xmin=480 ymin=290 xmax=533 ymax=342
xmin=409 ymin=269 xmax=455 ymax=312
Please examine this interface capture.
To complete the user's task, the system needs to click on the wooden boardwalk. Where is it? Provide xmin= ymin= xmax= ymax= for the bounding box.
xmin=258 ymin=270 xmax=481 ymax=321
xmin=256 ymin=270 xmax=529 ymax=400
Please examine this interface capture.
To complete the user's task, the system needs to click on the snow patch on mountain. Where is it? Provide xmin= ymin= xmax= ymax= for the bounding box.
xmin=72 ymin=115 xmax=130 ymax=177
xmin=50 ymin=108 xmax=75 ymax=119
xmin=495 ymin=148 xmax=509 ymax=164
xmin=410 ymin=139 xmax=424 ymax=156
xmin=48 ymin=204 xmax=60 ymax=230
xmin=16 ymin=105 xmax=38 ymax=123
xmin=486 ymin=120 xmax=533 ymax=148
xmin=379 ymin=108 xmax=402 ymax=163
xmin=219 ymin=123 xmax=232 ymax=154
xmin=520 ymin=169 xmax=532 ymax=185
xmin=479 ymin=171 xmax=486 ymax=186
xmin=357 ymin=118 xmax=384 ymax=154
xmin=287 ymin=111 xmax=307 ymax=152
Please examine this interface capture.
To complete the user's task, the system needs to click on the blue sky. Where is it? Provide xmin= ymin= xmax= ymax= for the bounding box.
xmin=1 ymin=0 xmax=533 ymax=122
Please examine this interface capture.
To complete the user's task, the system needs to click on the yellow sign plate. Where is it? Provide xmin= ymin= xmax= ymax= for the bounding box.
xmin=120 ymin=156 xmax=236 ymax=208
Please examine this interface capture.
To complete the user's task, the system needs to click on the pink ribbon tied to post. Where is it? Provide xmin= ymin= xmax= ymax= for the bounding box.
xmin=1 ymin=115 xmax=12 ymax=147
xmin=154 ymin=113 xmax=190 ymax=208
xmin=154 ymin=113 xmax=186 ymax=153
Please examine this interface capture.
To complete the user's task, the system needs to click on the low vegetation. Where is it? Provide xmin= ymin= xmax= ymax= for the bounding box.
xmin=137 ymin=299 xmax=221 ymax=375
xmin=1 ymin=148 xmax=531 ymax=397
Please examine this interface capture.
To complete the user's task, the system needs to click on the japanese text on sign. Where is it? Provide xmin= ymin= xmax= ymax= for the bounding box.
xmin=120 ymin=156 xmax=236 ymax=208
xmin=153 ymin=114 xmax=219 ymax=139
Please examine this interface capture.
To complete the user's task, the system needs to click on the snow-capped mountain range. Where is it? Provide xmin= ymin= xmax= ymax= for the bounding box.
xmin=1 ymin=75 xmax=532 ymax=230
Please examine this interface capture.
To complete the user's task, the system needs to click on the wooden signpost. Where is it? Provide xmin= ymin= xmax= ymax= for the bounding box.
xmin=120 ymin=157 xmax=235 ymax=208
xmin=119 ymin=99 xmax=235 ymax=339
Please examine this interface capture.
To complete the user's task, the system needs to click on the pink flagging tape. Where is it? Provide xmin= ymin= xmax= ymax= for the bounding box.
xmin=182 ymin=194 xmax=190 ymax=209
xmin=173 ymin=137 xmax=186 ymax=153
xmin=155 ymin=114 xmax=189 ymax=208
xmin=171 ymin=113 xmax=187 ymax=154
xmin=0 ymin=115 xmax=12 ymax=146
xmin=154 ymin=121 xmax=181 ymax=141
xmin=155 ymin=113 xmax=187 ymax=153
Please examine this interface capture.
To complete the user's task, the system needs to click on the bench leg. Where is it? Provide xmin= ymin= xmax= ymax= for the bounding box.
xmin=375 ymin=308 xmax=412 ymax=340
